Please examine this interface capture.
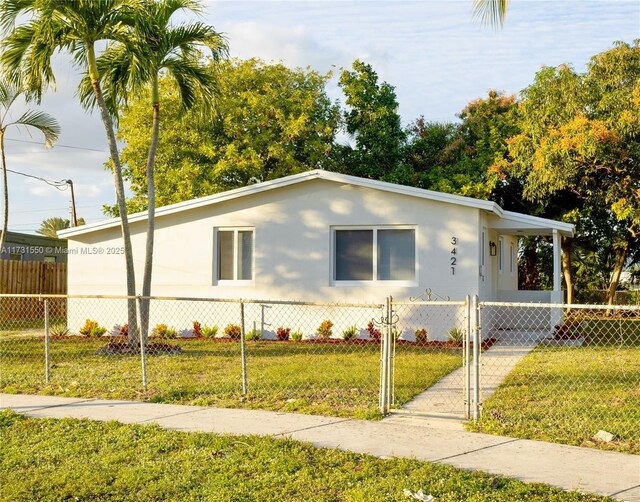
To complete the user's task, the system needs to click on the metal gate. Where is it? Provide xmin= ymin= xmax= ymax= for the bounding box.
xmin=380 ymin=295 xmax=481 ymax=419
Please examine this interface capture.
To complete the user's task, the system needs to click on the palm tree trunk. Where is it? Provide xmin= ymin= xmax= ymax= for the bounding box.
xmin=140 ymin=75 xmax=160 ymax=346
xmin=87 ymin=46 xmax=138 ymax=346
xmin=0 ymin=131 xmax=8 ymax=256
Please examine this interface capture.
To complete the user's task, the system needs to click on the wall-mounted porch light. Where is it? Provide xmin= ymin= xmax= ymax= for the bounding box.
xmin=489 ymin=241 xmax=497 ymax=256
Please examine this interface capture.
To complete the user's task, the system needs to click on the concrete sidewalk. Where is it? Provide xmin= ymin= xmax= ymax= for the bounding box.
xmin=2 ymin=394 xmax=639 ymax=501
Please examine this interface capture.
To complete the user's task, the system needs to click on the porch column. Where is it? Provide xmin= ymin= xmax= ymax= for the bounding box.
xmin=552 ymin=229 xmax=561 ymax=293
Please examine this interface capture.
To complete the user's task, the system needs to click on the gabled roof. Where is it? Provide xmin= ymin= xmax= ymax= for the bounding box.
xmin=58 ymin=169 xmax=574 ymax=238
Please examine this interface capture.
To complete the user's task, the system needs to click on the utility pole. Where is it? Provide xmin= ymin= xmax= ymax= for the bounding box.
xmin=66 ymin=180 xmax=78 ymax=227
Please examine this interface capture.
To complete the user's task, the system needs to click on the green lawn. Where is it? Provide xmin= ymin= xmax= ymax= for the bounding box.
xmin=0 ymin=410 xmax=608 ymax=502
xmin=468 ymin=345 xmax=640 ymax=454
xmin=0 ymin=337 xmax=461 ymax=420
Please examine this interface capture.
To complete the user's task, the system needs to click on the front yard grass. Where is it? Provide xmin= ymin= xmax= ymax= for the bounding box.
xmin=468 ymin=345 xmax=640 ymax=454
xmin=0 ymin=337 xmax=461 ymax=420
xmin=0 ymin=410 xmax=607 ymax=502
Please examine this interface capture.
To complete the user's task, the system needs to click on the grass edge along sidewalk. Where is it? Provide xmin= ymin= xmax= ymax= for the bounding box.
xmin=2 ymin=394 xmax=639 ymax=501
xmin=0 ymin=408 xmax=615 ymax=502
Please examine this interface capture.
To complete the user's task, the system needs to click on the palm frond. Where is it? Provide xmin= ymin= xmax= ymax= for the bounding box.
xmin=472 ymin=0 xmax=510 ymax=29
xmin=12 ymin=109 xmax=61 ymax=147
xmin=0 ymin=0 xmax=36 ymax=34
xmin=164 ymin=55 xmax=215 ymax=111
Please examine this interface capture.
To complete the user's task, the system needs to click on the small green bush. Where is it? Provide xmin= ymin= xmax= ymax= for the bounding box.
xmin=79 ymin=319 xmax=106 ymax=337
xmin=50 ymin=323 xmax=69 ymax=337
xmin=415 ymin=328 xmax=428 ymax=343
xmin=201 ymin=325 xmax=218 ymax=338
xmin=224 ymin=324 xmax=242 ymax=340
xmin=291 ymin=330 xmax=303 ymax=341
xmin=246 ymin=329 xmax=261 ymax=341
xmin=342 ymin=325 xmax=358 ymax=341
xmin=164 ymin=327 xmax=178 ymax=339
xmin=448 ymin=327 xmax=464 ymax=343
xmin=153 ymin=324 xmax=168 ymax=338
xmin=317 ymin=320 xmax=333 ymax=339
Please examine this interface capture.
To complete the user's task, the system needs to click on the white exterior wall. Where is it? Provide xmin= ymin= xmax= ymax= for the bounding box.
xmin=66 ymin=179 xmax=482 ymax=339
xmin=68 ymin=179 xmax=482 ymax=302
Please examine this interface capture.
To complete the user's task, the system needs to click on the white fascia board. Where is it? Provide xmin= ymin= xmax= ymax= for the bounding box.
xmin=500 ymin=210 xmax=575 ymax=236
xmin=58 ymin=169 xmax=503 ymax=238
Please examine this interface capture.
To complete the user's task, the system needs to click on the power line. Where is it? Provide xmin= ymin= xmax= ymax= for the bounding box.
xmin=6 ymin=168 xmax=69 ymax=190
xmin=5 ymin=137 xmax=107 ymax=153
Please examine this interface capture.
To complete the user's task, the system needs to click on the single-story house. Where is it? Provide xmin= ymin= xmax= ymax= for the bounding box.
xmin=58 ymin=170 xmax=574 ymax=339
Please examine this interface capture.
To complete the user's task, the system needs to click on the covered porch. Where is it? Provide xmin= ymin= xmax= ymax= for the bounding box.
xmin=487 ymin=210 xmax=574 ymax=305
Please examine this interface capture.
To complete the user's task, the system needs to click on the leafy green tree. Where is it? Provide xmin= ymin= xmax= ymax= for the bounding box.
xmin=405 ymin=90 xmax=518 ymax=199
xmin=113 ymin=58 xmax=340 ymax=212
xmin=90 ymin=0 xmax=227 ymax=341
xmin=37 ymin=216 xmax=86 ymax=239
xmin=0 ymin=80 xmax=60 ymax=254
xmin=499 ymin=41 xmax=640 ymax=304
xmin=1 ymin=0 xmax=140 ymax=341
xmin=338 ymin=60 xmax=406 ymax=182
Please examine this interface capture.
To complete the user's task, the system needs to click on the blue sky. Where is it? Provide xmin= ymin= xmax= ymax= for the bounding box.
xmin=4 ymin=0 xmax=639 ymax=233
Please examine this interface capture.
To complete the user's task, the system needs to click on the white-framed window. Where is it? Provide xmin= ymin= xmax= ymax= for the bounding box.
xmin=215 ymin=228 xmax=254 ymax=283
xmin=498 ymin=237 xmax=504 ymax=273
xmin=43 ymin=256 xmax=56 ymax=264
xmin=332 ymin=226 xmax=417 ymax=285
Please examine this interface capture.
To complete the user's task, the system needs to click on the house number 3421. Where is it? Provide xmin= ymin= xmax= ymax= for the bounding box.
xmin=450 ymin=237 xmax=457 ymax=275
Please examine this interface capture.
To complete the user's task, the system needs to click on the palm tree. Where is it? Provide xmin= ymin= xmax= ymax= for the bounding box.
xmin=91 ymin=0 xmax=227 ymax=342
xmin=0 ymin=80 xmax=60 ymax=255
xmin=37 ymin=216 xmax=86 ymax=238
xmin=473 ymin=0 xmax=510 ymax=28
xmin=1 ymin=0 xmax=141 ymax=345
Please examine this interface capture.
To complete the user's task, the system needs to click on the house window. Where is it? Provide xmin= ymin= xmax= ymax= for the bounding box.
xmin=498 ymin=237 xmax=504 ymax=273
xmin=216 ymin=228 xmax=253 ymax=282
xmin=9 ymin=253 xmax=21 ymax=261
xmin=333 ymin=227 xmax=416 ymax=283
xmin=44 ymin=256 xmax=56 ymax=264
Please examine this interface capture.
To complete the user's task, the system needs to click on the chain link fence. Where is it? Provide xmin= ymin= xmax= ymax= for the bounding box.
xmin=471 ymin=301 xmax=640 ymax=453
xmin=1 ymin=293 xmax=638 ymax=452
xmin=389 ymin=299 xmax=471 ymax=417
xmin=0 ymin=294 xmax=385 ymax=419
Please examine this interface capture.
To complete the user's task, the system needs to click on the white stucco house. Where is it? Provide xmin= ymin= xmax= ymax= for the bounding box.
xmin=58 ymin=170 xmax=573 ymax=338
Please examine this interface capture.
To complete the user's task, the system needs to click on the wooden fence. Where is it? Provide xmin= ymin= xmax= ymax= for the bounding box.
xmin=0 ymin=259 xmax=67 ymax=321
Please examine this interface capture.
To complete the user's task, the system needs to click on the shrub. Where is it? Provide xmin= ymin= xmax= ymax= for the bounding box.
xmin=153 ymin=324 xmax=169 ymax=338
xmin=317 ymin=320 xmax=333 ymax=339
xmin=291 ymin=330 xmax=303 ymax=341
xmin=119 ymin=324 xmax=129 ymax=337
xmin=276 ymin=327 xmax=291 ymax=341
xmin=367 ymin=321 xmax=381 ymax=341
xmin=192 ymin=321 xmax=203 ymax=337
xmin=201 ymin=325 xmax=218 ymax=338
xmin=50 ymin=323 xmax=69 ymax=337
xmin=164 ymin=327 xmax=178 ymax=339
xmin=224 ymin=324 xmax=242 ymax=340
xmin=415 ymin=328 xmax=428 ymax=343
xmin=448 ymin=327 xmax=464 ymax=343
xmin=342 ymin=325 xmax=358 ymax=341
xmin=246 ymin=329 xmax=261 ymax=341
xmin=79 ymin=319 xmax=106 ymax=337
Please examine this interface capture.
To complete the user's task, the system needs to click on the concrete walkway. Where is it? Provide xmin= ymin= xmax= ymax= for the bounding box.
xmin=384 ymin=331 xmax=546 ymax=429
xmin=2 ymin=393 xmax=638 ymax=500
